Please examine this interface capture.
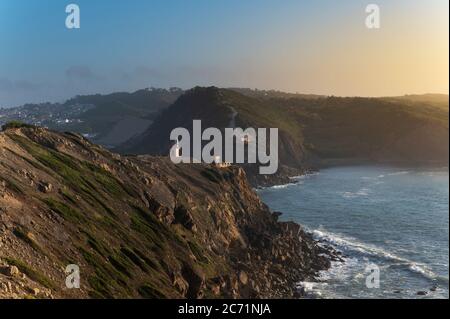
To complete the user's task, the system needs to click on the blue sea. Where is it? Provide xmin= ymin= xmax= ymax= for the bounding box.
xmin=257 ymin=166 xmax=449 ymax=299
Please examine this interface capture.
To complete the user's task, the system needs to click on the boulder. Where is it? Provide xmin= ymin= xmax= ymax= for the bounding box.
xmin=182 ymin=264 xmax=205 ymax=299
xmin=174 ymin=206 xmax=196 ymax=231
xmin=147 ymin=196 xmax=174 ymax=225
xmin=38 ymin=182 xmax=53 ymax=193
xmin=239 ymin=271 xmax=248 ymax=285
xmin=0 ymin=265 xmax=20 ymax=277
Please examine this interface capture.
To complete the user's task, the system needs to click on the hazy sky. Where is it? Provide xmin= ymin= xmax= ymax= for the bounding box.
xmin=0 ymin=0 xmax=448 ymax=107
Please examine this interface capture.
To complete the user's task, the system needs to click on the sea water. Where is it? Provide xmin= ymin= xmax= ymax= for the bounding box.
xmin=258 ymin=166 xmax=449 ymax=299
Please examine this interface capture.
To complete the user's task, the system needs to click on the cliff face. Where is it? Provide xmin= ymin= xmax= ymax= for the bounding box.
xmin=0 ymin=126 xmax=331 ymax=299
xmin=119 ymin=88 xmax=449 ymax=186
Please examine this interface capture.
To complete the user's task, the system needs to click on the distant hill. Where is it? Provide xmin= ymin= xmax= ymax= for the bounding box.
xmin=119 ymin=87 xmax=449 ymax=185
xmin=382 ymin=94 xmax=449 ymax=111
xmin=229 ymin=88 xmax=325 ymax=100
xmin=282 ymin=95 xmax=448 ymax=166
xmin=2 ymin=86 xmax=447 ymax=185
xmin=0 ymin=88 xmax=184 ymax=147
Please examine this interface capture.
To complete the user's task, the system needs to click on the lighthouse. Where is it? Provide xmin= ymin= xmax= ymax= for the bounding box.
xmin=174 ymin=140 xmax=181 ymax=158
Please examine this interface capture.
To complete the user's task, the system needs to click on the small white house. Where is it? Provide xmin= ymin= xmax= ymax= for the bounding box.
xmin=213 ymin=155 xmax=231 ymax=168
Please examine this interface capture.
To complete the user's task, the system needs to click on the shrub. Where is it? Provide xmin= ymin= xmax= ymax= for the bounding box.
xmin=3 ymin=257 xmax=55 ymax=289
xmin=1 ymin=121 xmax=34 ymax=131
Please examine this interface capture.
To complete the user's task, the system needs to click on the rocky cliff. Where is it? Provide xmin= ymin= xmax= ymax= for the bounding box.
xmin=0 ymin=125 xmax=334 ymax=299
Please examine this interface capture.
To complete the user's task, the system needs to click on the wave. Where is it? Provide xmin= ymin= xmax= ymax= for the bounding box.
xmin=310 ymin=227 xmax=446 ymax=284
xmin=290 ymin=172 xmax=320 ymax=180
xmin=259 ymin=174 xmax=318 ymax=190
xmin=269 ymin=182 xmax=299 ymax=189
xmin=339 ymin=188 xmax=370 ymax=199
xmin=408 ymin=263 xmax=440 ymax=280
xmin=387 ymin=171 xmax=410 ymax=176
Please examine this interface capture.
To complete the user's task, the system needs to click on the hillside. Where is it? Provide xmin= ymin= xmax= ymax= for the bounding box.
xmin=0 ymin=88 xmax=183 ymax=148
xmin=118 ymin=87 xmax=312 ymax=185
xmin=0 ymin=125 xmax=334 ymax=299
xmin=383 ymin=94 xmax=449 ymax=110
xmin=229 ymin=88 xmax=325 ymax=100
xmin=279 ymin=96 xmax=449 ymax=166
xmin=120 ymin=87 xmax=449 ymax=185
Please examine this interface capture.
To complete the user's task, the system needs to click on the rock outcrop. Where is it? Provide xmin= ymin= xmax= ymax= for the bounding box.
xmin=0 ymin=125 xmax=332 ymax=299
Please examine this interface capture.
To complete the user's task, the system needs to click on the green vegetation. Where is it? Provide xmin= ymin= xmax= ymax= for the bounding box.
xmin=201 ymin=168 xmax=223 ymax=184
xmin=1 ymin=176 xmax=25 ymax=195
xmin=0 ymin=123 xmax=238 ymax=299
xmin=43 ymin=198 xmax=86 ymax=224
xmin=188 ymin=240 xmax=209 ymax=264
xmin=82 ymin=230 xmax=111 ymax=256
xmin=9 ymin=134 xmax=129 ymax=220
xmin=138 ymin=283 xmax=167 ymax=299
xmin=1 ymin=121 xmax=35 ymax=131
xmin=130 ymin=214 xmax=166 ymax=252
xmin=13 ymin=227 xmax=45 ymax=255
xmin=132 ymin=248 xmax=161 ymax=272
xmin=3 ymin=257 xmax=55 ymax=289
xmin=120 ymin=247 xmax=149 ymax=273
xmin=79 ymin=247 xmax=128 ymax=298
xmin=123 ymin=87 xmax=448 ymax=167
xmin=108 ymin=254 xmax=134 ymax=279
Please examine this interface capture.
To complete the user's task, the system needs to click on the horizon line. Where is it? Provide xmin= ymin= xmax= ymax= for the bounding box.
xmin=1 ymin=86 xmax=449 ymax=109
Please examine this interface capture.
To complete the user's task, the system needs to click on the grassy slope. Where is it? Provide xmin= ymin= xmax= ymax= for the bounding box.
xmin=2 ymin=126 xmax=316 ymax=299
xmin=0 ymin=127 xmax=229 ymax=298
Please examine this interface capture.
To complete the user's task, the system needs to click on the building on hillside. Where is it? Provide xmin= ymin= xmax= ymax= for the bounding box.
xmin=213 ymin=155 xmax=231 ymax=168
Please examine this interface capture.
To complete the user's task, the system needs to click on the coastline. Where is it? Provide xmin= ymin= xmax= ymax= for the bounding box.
xmin=257 ymin=165 xmax=449 ymax=299
xmin=0 ymin=126 xmax=344 ymax=299
xmin=253 ymin=168 xmax=345 ymax=298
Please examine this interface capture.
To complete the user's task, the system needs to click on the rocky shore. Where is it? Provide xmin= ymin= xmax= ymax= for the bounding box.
xmin=243 ymin=164 xmax=318 ymax=189
xmin=0 ymin=125 xmax=335 ymax=298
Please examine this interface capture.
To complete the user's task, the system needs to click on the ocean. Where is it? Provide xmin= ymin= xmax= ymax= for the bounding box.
xmin=257 ymin=166 xmax=449 ymax=299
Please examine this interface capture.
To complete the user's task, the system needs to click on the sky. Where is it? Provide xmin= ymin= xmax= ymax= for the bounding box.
xmin=0 ymin=0 xmax=448 ymax=107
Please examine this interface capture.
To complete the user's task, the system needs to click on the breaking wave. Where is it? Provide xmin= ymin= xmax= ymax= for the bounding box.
xmin=339 ymin=188 xmax=370 ymax=199
xmin=310 ymin=227 xmax=447 ymax=284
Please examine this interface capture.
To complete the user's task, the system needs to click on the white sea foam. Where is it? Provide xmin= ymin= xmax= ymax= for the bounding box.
xmin=259 ymin=174 xmax=317 ymax=190
xmin=269 ymin=182 xmax=299 ymax=189
xmin=259 ymin=172 xmax=320 ymax=191
xmin=339 ymin=188 xmax=370 ymax=199
xmin=408 ymin=263 xmax=437 ymax=279
xmin=311 ymin=227 xmax=442 ymax=283
xmin=290 ymin=175 xmax=306 ymax=180
xmin=262 ymin=166 xmax=448 ymax=298
xmin=257 ymin=176 xmax=309 ymax=191
xmin=290 ymin=172 xmax=320 ymax=180
xmin=296 ymin=258 xmax=362 ymax=299
xmin=387 ymin=171 xmax=410 ymax=176
xmin=295 ymin=281 xmax=327 ymax=298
